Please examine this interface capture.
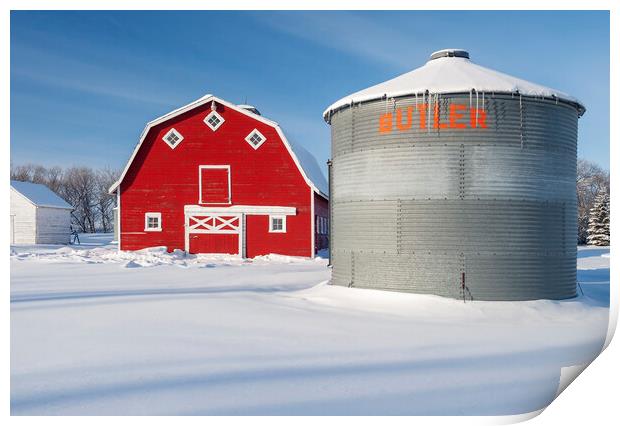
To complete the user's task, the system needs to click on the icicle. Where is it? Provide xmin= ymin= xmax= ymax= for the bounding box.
xmin=475 ymin=90 xmax=479 ymax=126
xmin=469 ymin=90 xmax=472 ymax=109
xmin=435 ymin=93 xmax=439 ymax=132
xmin=427 ymin=91 xmax=432 ymax=134
xmin=519 ymin=93 xmax=524 ymax=149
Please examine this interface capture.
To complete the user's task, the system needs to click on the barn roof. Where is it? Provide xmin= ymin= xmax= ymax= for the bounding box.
xmin=109 ymin=95 xmax=328 ymax=198
xmin=11 ymin=180 xmax=73 ymax=209
xmin=286 ymin=138 xmax=328 ymax=196
xmin=323 ymin=48 xmax=585 ymax=120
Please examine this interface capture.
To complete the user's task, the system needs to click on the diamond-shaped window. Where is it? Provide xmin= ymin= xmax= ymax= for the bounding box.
xmin=244 ymin=129 xmax=266 ymax=150
xmin=204 ymin=110 xmax=225 ymax=131
xmin=162 ymin=128 xmax=184 ymax=149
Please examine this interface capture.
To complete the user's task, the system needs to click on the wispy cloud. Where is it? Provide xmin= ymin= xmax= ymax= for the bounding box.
xmin=11 ymin=43 xmax=205 ymax=107
xmin=254 ymin=11 xmax=423 ymax=70
xmin=12 ymin=66 xmax=174 ymax=106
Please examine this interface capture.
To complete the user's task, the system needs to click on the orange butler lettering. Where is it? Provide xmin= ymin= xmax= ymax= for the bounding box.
xmin=396 ymin=106 xmax=414 ymax=131
xmin=418 ymin=104 xmax=428 ymax=129
xmin=379 ymin=113 xmax=393 ymax=134
xmin=470 ymin=108 xmax=487 ymax=128
xmin=433 ymin=104 xmax=448 ymax=129
xmin=377 ymin=103 xmax=488 ymax=134
xmin=449 ymin=104 xmax=467 ymax=129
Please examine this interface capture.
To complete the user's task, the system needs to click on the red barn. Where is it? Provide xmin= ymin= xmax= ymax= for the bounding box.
xmin=109 ymin=95 xmax=329 ymax=258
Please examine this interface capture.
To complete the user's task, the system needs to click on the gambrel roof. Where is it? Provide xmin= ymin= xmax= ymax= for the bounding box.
xmin=11 ymin=180 xmax=72 ymax=209
xmin=109 ymin=95 xmax=328 ymax=198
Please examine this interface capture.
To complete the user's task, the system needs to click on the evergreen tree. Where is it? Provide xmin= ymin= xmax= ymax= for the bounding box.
xmin=587 ymin=190 xmax=610 ymax=246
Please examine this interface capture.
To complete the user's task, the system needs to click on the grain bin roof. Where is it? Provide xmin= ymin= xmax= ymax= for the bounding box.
xmin=11 ymin=180 xmax=72 ymax=209
xmin=323 ymin=49 xmax=585 ymax=120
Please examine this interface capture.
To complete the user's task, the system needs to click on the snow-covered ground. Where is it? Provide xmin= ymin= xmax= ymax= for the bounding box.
xmin=10 ymin=235 xmax=610 ymax=415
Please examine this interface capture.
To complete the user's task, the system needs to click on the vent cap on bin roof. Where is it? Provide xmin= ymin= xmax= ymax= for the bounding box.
xmin=323 ymin=49 xmax=585 ymax=120
xmin=429 ymin=48 xmax=470 ymax=60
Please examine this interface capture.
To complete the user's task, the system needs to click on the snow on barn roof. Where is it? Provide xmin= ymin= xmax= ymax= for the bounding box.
xmin=323 ymin=49 xmax=586 ymax=120
xmin=109 ymin=95 xmax=328 ymax=198
xmin=287 ymin=138 xmax=328 ymax=196
xmin=11 ymin=180 xmax=72 ymax=209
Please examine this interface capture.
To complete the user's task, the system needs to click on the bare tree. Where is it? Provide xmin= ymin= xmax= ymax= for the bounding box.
xmin=45 ymin=166 xmax=64 ymax=193
xmin=31 ymin=165 xmax=48 ymax=184
xmin=95 ymin=168 xmax=118 ymax=233
xmin=10 ymin=163 xmax=35 ymax=181
xmin=61 ymin=167 xmax=99 ymax=233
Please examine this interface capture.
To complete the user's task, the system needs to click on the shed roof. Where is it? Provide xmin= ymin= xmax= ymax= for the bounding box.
xmin=323 ymin=49 xmax=585 ymax=119
xmin=11 ymin=180 xmax=73 ymax=209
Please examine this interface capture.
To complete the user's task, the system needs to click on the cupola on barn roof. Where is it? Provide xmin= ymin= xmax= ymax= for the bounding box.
xmin=323 ymin=49 xmax=585 ymax=120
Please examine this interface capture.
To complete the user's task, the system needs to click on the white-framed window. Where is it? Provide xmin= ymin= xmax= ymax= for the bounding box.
xmin=316 ymin=216 xmax=327 ymax=235
xmin=199 ymin=165 xmax=231 ymax=205
xmin=162 ymin=128 xmax=184 ymax=149
xmin=245 ymin=129 xmax=267 ymax=150
xmin=204 ymin=110 xmax=225 ymax=131
xmin=144 ymin=212 xmax=162 ymax=232
xmin=269 ymin=215 xmax=286 ymax=233
xmin=317 ymin=217 xmax=328 ymax=235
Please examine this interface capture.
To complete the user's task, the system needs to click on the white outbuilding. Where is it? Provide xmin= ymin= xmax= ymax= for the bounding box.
xmin=10 ymin=180 xmax=73 ymax=245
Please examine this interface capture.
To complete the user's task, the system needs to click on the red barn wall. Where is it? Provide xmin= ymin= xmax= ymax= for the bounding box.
xmin=314 ymin=193 xmax=329 ymax=252
xmin=119 ymin=102 xmax=314 ymax=257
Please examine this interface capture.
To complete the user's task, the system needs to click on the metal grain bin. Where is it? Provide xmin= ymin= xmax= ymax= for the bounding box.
xmin=323 ymin=49 xmax=585 ymax=301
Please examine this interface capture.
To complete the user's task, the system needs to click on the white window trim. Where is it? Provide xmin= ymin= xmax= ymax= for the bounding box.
xmin=162 ymin=128 xmax=184 ymax=149
xmin=185 ymin=205 xmax=295 ymax=216
xmin=204 ymin=110 xmax=225 ymax=131
xmin=144 ymin=212 xmax=162 ymax=232
xmin=269 ymin=215 xmax=287 ymax=233
xmin=198 ymin=165 xmax=232 ymax=205
xmin=244 ymin=128 xmax=267 ymax=150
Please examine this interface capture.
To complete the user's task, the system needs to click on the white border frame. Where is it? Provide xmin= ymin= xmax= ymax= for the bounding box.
xmin=268 ymin=215 xmax=287 ymax=233
xmin=198 ymin=165 xmax=232 ymax=205
xmin=204 ymin=110 xmax=225 ymax=131
xmin=244 ymin=128 xmax=267 ymax=150
xmin=162 ymin=128 xmax=184 ymax=149
xmin=144 ymin=212 xmax=162 ymax=232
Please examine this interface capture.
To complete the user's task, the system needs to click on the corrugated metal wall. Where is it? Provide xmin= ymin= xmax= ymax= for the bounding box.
xmin=329 ymin=93 xmax=579 ymax=300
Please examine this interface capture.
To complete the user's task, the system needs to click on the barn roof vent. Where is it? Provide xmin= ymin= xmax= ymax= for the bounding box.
xmin=429 ymin=48 xmax=470 ymax=60
xmin=238 ymin=104 xmax=261 ymax=116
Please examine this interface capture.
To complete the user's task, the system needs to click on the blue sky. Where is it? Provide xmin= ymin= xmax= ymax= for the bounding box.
xmin=10 ymin=10 xmax=610 ymax=175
